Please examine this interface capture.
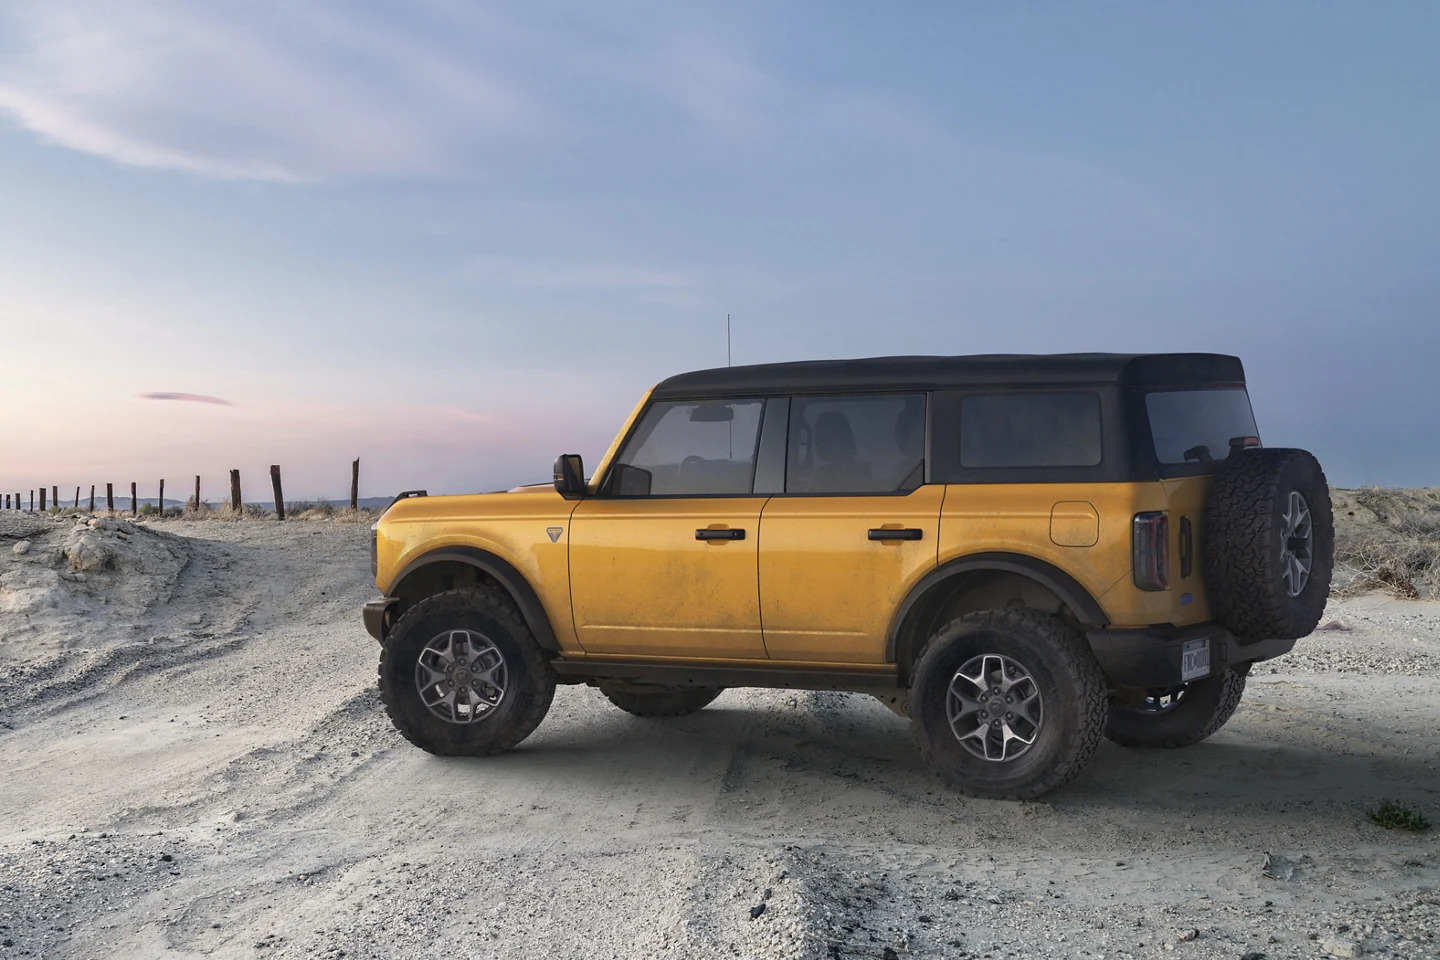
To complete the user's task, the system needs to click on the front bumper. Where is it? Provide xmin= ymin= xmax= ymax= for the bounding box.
xmin=363 ymin=597 xmax=399 ymax=644
xmin=1087 ymin=622 xmax=1296 ymax=689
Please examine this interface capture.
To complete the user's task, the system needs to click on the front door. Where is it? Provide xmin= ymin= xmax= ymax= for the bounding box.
xmin=758 ymin=393 xmax=943 ymax=663
xmin=569 ymin=397 xmax=769 ymax=659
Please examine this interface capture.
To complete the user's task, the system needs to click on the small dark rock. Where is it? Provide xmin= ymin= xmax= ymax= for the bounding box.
xmin=763 ymin=887 xmax=773 ymax=901
xmin=944 ymin=889 xmax=961 ymax=901
xmin=160 ymin=854 xmax=173 ymax=862
xmin=883 ymin=948 xmax=900 ymax=960
xmin=1337 ymin=924 xmax=1350 ymax=933
xmin=1240 ymin=953 xmax=1267 ymax=960
xmin=750 ymin=903 xmax=766 ymax=920
xmin=919 ymin=915 xmax=933 ymax=923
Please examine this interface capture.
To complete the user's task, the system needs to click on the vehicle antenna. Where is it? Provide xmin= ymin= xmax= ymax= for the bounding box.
xmin=726 ymin=313 xmax=731 ymax=367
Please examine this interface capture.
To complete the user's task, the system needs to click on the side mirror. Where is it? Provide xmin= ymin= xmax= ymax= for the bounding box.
xmin=553 ymin=454 xmax=586 ymax=500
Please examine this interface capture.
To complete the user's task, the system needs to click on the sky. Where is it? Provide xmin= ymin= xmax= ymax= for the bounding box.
xmin=1 ymin=1 xmax=1437 ymax=500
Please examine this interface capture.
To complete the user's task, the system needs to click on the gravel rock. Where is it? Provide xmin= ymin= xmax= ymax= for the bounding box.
xmin=1321 ymin=936 xmax=1363 ymax=958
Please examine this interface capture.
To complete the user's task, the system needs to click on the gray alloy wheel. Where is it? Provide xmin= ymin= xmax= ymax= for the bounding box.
xmin=415 ymin=628 xmax=508 ymax=724
xmin=946 ymin=653 xmax=1044 ymax=762
xmin=1278 ymin=490 xmax=1314 ymax=597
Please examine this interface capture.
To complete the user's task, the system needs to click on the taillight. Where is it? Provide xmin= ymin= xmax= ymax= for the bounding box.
xmin=1133 ymin=512 xmax=1169 ymax=591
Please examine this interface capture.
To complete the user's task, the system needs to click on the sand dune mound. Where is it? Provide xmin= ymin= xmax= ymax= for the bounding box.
xmin=0 ymin=515 xmax=189 ymax=653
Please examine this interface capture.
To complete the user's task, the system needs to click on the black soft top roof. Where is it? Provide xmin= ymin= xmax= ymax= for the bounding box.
xmin=651 ymin=353 xmax=1245 ymax=399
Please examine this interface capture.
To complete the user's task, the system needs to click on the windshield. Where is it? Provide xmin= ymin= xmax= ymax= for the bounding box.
xmin=1145 ymin=388 xmax=1258 ymax=465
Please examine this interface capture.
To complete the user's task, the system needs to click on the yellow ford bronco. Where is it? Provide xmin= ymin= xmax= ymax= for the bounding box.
xmin=364 ymin=353 xmax=1333 ymax=798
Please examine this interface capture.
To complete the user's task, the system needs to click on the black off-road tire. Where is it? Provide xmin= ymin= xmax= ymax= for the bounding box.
xmin=1205 ymin=448 xmax=1333 ymax=640
xmin=598 ymin=684 xmax=724 ymax=717
xmin=1104 ymin=665 xmax=1250 ymax=748
xmin=910 ymin=609 xmax=1108 ymax=800
xmin=378 ymin=588 xmax=556 ymax=756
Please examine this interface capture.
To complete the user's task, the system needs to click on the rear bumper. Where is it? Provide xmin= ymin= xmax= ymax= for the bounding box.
xmin=1087 ymin=622 xmax=1296 ymax=688
xmin=363 ymin=597 xmax=399 ymax=644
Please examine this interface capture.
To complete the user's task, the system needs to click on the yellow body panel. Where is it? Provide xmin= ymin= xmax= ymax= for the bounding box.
xmin=372 ymin=458 xmax=1216 ymax=664
xmin=375 ymin=488 xmax=583 ymax=652
xmin=568 ymin=497 xmax=767 ymax=658
xmin=939 ymin=481 xmax=1208 ymax=629
xmin=757 ymin=486 xmax=944 ymax=662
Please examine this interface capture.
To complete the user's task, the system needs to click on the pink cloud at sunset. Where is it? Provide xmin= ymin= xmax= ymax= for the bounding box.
xmin=136 ymin=392 xmax=234 ymax=405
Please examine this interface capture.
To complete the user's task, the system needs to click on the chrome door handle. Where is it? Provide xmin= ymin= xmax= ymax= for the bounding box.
xmin=868 ymin=528 xmax=923 ymax=541
xmin=696 ymin=528 xmax=745 ymax=541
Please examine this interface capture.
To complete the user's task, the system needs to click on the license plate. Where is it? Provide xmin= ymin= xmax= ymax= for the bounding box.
xmin=1181 ymin=638 xmax=1211 ymax=682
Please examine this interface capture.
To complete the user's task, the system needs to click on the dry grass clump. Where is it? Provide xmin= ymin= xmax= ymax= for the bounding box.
xmin=1332 ymin=487 xmax=1440 ymax=599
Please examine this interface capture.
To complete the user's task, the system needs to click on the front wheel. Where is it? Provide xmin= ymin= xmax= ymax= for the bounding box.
xmin=1104 ymin=665 xmax=1249 ymax=749
xmin=910 ymin=609 xmax=1108 ymax=800
xmin=378 ymin=588 xmax=556 ymax=756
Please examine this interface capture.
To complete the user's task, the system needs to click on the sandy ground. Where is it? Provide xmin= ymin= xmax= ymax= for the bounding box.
xmin=1 ymin=518 xmax=1437 ymax=960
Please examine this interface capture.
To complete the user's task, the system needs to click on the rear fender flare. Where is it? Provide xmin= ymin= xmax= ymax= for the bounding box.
xmin=887 ymin=552 xmax=1107 ymax=675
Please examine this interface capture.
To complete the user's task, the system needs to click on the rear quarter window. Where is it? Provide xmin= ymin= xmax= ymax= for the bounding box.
xmin=1145 ymin=389 xmax=1258 ymax=465
xmin=960 ymin=392 xmax=1103 ymax=468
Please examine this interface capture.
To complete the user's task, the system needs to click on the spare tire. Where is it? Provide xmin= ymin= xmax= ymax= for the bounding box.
xmin=1204 ymin=448 xmax=1333 ymax=640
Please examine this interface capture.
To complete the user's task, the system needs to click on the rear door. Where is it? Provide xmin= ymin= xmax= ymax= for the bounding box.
xmin=758 ymin=393 xmax=943 ymax=663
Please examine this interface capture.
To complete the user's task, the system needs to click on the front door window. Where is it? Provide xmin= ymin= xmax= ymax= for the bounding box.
xmin=608 ymin=399 xmax=764 ymax=497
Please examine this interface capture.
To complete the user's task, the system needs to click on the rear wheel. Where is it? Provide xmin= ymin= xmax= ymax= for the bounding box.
xmin=1105 ymin=665 xmax=1250 ymax=748
xmin=378 ymin=588 xmax=555 ymax=756
xmin=599 ymin=683 xmax=724 ymax=717
xmin=911 ymin=609 xmax=1108 ymax=800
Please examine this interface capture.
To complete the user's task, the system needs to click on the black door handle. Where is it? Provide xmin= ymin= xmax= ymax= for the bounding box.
xmin=696 ymin=528 xmax=746 ymax=541
xmin=868 ymin=528 xmax=923 ymax=541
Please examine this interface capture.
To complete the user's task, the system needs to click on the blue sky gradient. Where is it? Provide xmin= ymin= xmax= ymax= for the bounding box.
xmin=2 ymin=2 xmax=1437 ymax=497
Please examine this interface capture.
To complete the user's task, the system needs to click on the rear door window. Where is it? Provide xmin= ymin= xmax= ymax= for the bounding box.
xmin=786 ymin=394 xmax=926 ymax=494
xmin=1145 ymin=389 xmax=1258 ymax=465
xmin=959 ymin=392 xmax=1103 ymax=468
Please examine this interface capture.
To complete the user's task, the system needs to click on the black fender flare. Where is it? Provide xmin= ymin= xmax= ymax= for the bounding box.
xmin=886 ymin=552 xmax=1108 ymax=667
xmin=389 ymin=546 xmax=560 ymax=652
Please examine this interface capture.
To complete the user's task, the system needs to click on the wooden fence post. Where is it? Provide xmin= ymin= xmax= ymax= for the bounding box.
xmin=74 ymin=487 xmax=81 ymax=511
xmin=52 ymin=486 xmax=58 ymax=510
xmin=107 ymin=483 xmax=114 ymax=513
xmin=194 ymin=475 xmax=201 ymax=512
xmin=270 ymin=465 xmax=285 ymax=521
xmin=29 ymin=491 xmax=35 ymax=511
xmin=3 ymin=494 xmax=8 ymax=509
xmin=230 ymin=470 xmax=241 ymax=511
xmin=131 ymin=482 xmax=138 ymax=516
xmin=89 ymin=485 xmax=95 ymax=513
xmin=351 ymin=458 xmax=359 ymax=511
xmin=158 ymin=479 xmax=164 ymax=515
xmin=39 ymin=488 xmax=46 ymax=511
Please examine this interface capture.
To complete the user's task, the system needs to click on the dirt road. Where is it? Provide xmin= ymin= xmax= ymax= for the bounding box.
xmin=1 ymin=520 xmax=1437 ymax=959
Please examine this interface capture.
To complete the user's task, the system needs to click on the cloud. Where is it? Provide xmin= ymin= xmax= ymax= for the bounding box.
xmin=0 ymin=1 xmax=532 ymax=181
xmin=463 ymin=256 xmax=697 ymax=292
xmin=0 ymin=1 xmax=789 ymax=182
xmin=137 ymin=392 xmax=233 ymax=405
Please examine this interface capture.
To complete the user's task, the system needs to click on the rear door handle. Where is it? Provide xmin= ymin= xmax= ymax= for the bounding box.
xmin=868 ymin=528 xmax=923 ymax=541
xmin=696 ymin=528 xmax=745 ymax=541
